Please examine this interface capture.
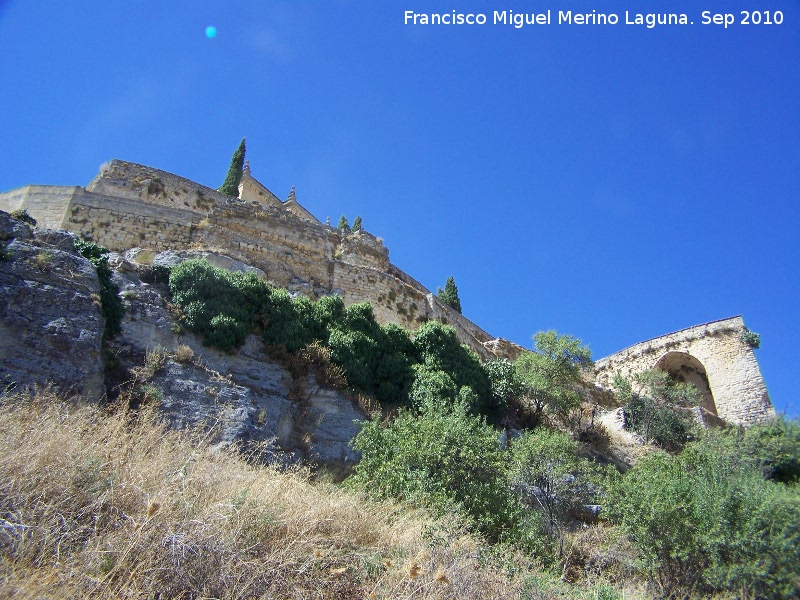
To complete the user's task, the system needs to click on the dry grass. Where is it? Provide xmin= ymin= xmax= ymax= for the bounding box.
xmin=0 ymin=390 xmax=526 ymax=599
xmin=173 ymin=343 xmax=195 ymax=365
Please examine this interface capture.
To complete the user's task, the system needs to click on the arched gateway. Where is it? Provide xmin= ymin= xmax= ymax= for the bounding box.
xmin=593 ymin=316 xmax=774 ymax=426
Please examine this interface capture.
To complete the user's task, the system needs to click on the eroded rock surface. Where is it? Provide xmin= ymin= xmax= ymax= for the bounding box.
xmin=0 ymin=211 xmax=104 ymax=398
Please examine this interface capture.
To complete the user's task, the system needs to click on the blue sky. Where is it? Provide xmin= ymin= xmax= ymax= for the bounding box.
xmin=1 ymin=1 xmax=798 ymax=416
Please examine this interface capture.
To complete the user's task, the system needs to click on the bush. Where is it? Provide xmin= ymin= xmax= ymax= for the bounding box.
xmin=609 ymin=440 xmax=800 ymax=599
xmin=348 ymin=401 xmax=520 ymax=541
xmin=412 ymin=321 xmax=491 ymax=413
xmin=74 ymin=239 xmax=124 ymax=340
xmin=615 ymin=370 xmax=699 ymax=451
xmin=514 ymin=331 xmax=593 ymax=430
xmin=508 ymin=429 xmax=609 ymax=560
xmin=483 ymin=358 xmax=524 ymax=416
xmin=170 ymin=259 xmax=270 ymax=350
xmin=739 ymin=328 xmax=761 ymax=349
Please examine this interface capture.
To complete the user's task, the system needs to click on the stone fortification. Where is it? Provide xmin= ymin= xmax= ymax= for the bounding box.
xmin=593 ymin=316 xmax=773 ymax=425
xmin=0 ymin=160 xmax=517 ymax=360
xmin=1 ymin=161 xmax=777 ymax=423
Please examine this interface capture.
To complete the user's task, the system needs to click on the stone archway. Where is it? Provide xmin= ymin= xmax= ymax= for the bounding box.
xmin=655 ymin=351 xmax=718 ymax=418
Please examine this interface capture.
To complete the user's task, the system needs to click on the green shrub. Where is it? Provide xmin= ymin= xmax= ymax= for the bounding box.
xmin=170 ymin=259 xmax=269 ymax=350
xmin=739 ymin=328 xmax=761 ymax=349
xmin=412 ymin=321 xmax=491 ymax=413
xmin=74 ymin=239 xmax=124 ymax=340
xmin=615 ymin=370 xmax=698 ymax=451
xmin=348 ymin=401 xmax=520 ymax=541
xmin=483 ymin=358 xmax=524 ymax=415
xmin=609 ymin=440 xmax=800 ymax=599
xmin=742 ymin=415 xmax=800 ymax=483
xmin=508 ymin=429 xmax=610 ymax=560
xmin=514 ymin=331 xmax=593 ymax=430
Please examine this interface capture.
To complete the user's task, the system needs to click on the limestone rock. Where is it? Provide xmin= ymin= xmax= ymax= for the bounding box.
xmin=0 ymin=211 xmax=104 ymax=399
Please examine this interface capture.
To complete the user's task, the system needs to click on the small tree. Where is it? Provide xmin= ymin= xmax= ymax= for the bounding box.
xmin=437 ymin=276 xmax=462 ymax=314
xmin=218 ymin=138 xmax=246 ymax=197
xmin=352 ymin=215 xmax=362 ymax=232
xmin=513 ymin=331 xmax=593 ymax=429
xmin=337 ymin=215 xmax=350 ymax=232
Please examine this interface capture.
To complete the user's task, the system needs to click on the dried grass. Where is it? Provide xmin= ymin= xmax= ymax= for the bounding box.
xmin=0 ymin=390 xmax=525 ymax=599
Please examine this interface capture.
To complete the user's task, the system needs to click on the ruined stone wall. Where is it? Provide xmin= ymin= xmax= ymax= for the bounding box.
xmin=0 ymin=185 xmax=80 ymax=229
xmin=88 ymin=160 xmax=230 ymax=213
xmin=0 ymin=160 xmax=525 ymax=360
xmin=64 ymin=191 xmax=201 ymax=251
xmin=594 ymin=316 xmax=774 ymax=425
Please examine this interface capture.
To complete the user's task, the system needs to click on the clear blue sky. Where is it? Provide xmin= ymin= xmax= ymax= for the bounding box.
xmin=1 ymin=1 xmax=798 ymax=416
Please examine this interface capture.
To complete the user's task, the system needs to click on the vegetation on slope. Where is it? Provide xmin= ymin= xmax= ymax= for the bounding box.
xmin=0 ymin=391 xmax=529 ymax=599
xmin=127 ymin=258 xmax=800 ymax=598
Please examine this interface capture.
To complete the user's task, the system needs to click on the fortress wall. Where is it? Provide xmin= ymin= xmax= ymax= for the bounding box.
xmin=65 ymin=191 xmax=200 ymax=251
xmin=198 ymin=203 xmax=335 ymax=289
xmin=594 ymin=316 xmax=774 ymax=425
xmin=338 ymin=232 xmax=390 ymax=272
xmin=88 ymin=160 xmax=229 ymax=213
xmin=0 ymin=185 xmax=80 ymax=229
xmin=333 ymin=261 xmax=429 ymax=330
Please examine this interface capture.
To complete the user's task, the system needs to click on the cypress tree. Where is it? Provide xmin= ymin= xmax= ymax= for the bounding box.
xmin=352 ymin=215 xmax=362 ymax=232
xmin=218 ymin=138 xmax=246 ymax=196
xmin=337 ymin=215 xmax=350 ymax=232
xmin=437 ymin=276 xmax=462 ymax=314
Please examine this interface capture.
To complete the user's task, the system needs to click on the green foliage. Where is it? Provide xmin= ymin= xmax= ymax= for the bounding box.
xmin=170 ymin=259 xmax=269 ymax=351
xmin=741 ymin=415 xmax=800 ymax=483
xmin=10 ymin=209 xmax=37 ymax=226
xmin=436 ymin=275 xmax=462 ymax=314
xmin=412 ymin=321 xmax=492 ymax=415
xmin=514 ymin=331 xmax=593 ymax=429
xmin=349 ymin=401 xmax=520 ymax=541
xmin=352 ymin=215 xmax=362 ymax=232
xmin=739 ymin=328 xmax=761 ymax=349
xmin=699 ymin=415 xmax=800 ymax=484
xmin=483 ymin=358 xmax=524 ymax=414
xmin=609 ymin=440 xmax=800 ymax=599
xmin=616 ymin=369 xmax=699 ymax=451
xmin=328 ymin=303 xmax=416 ymax=404
xmin=218 ymin=138 xmax=246 ymax=197
xmin=337 ymin=214 xmax=350 ymax=232
xmin=509 ymin=429 xmax=609 ymax=559
xmin=0 ymin=245 xmax=10 ymax=262
xmin=74 ymin=239 xmax=124 ymax=340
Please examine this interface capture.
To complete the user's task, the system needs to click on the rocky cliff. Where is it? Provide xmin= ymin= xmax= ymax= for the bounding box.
xmin=0 ymin=210 xmax=363 ymax=470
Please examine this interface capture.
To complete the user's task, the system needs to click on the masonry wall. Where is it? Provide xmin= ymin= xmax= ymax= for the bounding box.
xmin=87 ymin=160 xmax=231 ymax=213
xmin=0 ymin=160 xmax=528 ymax=361
xmin=0 ymin=185 xmax=80 ymax=229
xmin=65 ymin=191 xmax=201 ymax=250
xmin=594 ymin=316 xmax=774 ymax=425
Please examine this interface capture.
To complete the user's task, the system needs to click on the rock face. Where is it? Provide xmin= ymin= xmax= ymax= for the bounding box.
xmin=0 ymin=216 xmax=364 ymax=469
xmin=107 ymin=252 xmax=364 ymax=468
xmin=0 ymin=211 xmax=105 ymax=399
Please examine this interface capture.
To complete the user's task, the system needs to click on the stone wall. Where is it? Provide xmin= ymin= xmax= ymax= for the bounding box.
xmin=593 ymin=316 xmax=774 ymax=425
xmin=0 ymin=185 xmax=80 ymax=229
xmin=0 ymin=160 xmax=522 ymax=360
